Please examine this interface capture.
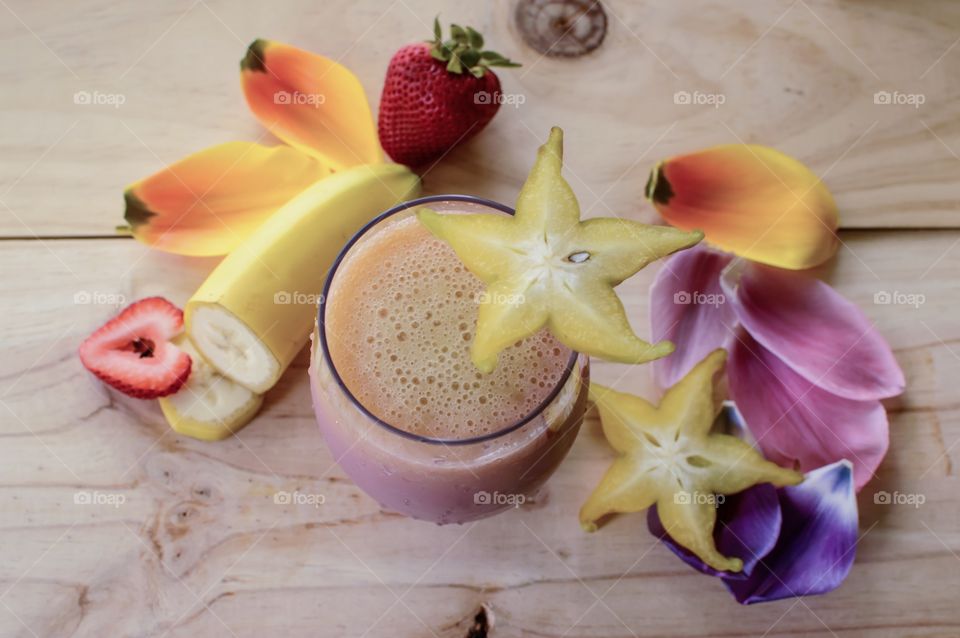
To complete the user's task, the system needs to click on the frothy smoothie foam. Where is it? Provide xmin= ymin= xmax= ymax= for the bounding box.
xmin=325 ymin=215 xmax=569 ymax=440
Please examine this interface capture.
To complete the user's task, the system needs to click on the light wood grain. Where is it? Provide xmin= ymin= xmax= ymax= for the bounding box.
xmin=1 ymin=0 xmax=960 ymax=239
xmin=1 ymin=230 xmax=958 ymax=637
xmin=3 ymin=1 xmax=960 ymax=636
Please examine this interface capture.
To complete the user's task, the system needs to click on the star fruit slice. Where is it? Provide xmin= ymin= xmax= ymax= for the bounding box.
xmin=418 ymin=127 xmax=703 ymax=373
xmin=580 ymin=349 xmax=803 ymax=572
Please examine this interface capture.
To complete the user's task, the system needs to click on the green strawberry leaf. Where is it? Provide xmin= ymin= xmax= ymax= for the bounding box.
xmin=450 ymin=24 xmax=467 ymax=44
xmin=460 ymin=49 xmax=480 ymax=68
xmin=446 ymin=54 xmax=463 ymax=74
xmin=427 ymin=19 xmax=521 ymax=77
xmin=466 ymin=27 xmax=484 ymax=50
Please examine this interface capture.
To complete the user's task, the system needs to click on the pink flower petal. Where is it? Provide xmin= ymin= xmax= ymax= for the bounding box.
xmin=650 ymin=246 xmax=737 ymax=389
xmin=728 ymin=331 xmax=888 ymax=491
xmin=724 ymin=264 xmax=904 ymax=400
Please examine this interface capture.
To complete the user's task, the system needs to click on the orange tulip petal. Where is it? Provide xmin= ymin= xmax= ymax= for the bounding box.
xmin=125 ymin=141 xmax=328 ymax=256
xmin=646 ymin=145 xmax=838 ymax=269
xmin=240 ymin=39 xmax=382 ymax=169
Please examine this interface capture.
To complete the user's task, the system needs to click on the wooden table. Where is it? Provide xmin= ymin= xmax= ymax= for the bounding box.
xmin=2 ymin=1 xmax=958 ymax=636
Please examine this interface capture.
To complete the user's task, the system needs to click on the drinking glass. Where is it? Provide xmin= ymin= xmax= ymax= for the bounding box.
xmin=310 ymin=195 xmax=590 ymax=524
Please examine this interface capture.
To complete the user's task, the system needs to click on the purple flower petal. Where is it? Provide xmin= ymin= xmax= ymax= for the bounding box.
xmin=725 ymin=460 xmax=858 ymax=604
xmin=724 ymin=264 xmax=904 ymax=400
xmin=728 ymin=332 xmax=889 ymax=491
xmin=648 ymin=484 xmax=782 ymax=580
xmin=650 ymin=245 xmax=737 ymax=390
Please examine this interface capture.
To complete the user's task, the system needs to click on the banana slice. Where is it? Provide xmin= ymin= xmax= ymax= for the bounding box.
xmin=185 ymin=162 xmax=420 ymax=393
xmin=189 ymin=305 xmax=279 ymax=395
xmin=159 ymin=337 xmax=263 ymax=441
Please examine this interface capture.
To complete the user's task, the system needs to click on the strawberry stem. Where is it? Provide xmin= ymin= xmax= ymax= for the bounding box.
xmin=428 ymin=16 xmax=521 ymax=78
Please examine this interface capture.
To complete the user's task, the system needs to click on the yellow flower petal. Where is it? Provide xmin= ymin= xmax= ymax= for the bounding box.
xmin=241 ymin=39 xmax=382 ymax=169
xmin=646 ymin=145 xmax=838 ymax=269
xmin=125 ymin=142 xmax=328 ymax=256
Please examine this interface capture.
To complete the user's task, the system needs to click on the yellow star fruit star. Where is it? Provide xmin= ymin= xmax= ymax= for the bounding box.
xmin=417 ymin=127 xmax=704 ymax=373
xmin=580 ymin=349 xmax=803 ymax=572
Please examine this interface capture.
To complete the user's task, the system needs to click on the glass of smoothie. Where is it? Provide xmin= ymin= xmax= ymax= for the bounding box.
xmin=310 ymin=195 xmax=590 ymax=524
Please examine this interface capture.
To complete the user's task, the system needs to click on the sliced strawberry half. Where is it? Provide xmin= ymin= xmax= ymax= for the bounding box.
xmin=79 ymin=297 xmax=192 ymax=399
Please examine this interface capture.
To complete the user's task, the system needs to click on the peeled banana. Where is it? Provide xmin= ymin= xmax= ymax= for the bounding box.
xmin=159 ymin=336 xmax=263 ymax=441
xmin=185 ymin=162 xmax=420 ymax=393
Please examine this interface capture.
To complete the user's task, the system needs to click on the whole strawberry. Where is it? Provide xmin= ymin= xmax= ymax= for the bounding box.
xmin=378 ymin=19 xmax=520 ymax=167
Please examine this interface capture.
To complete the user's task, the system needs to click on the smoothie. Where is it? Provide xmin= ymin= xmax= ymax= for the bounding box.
xmin=311 ymin=197 xmax=589 ymax=523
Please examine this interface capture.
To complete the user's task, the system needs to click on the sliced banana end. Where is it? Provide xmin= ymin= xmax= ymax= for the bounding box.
xmin=188 ymin=304 xmax=280 ymax=394
xmin=159 ymin=337 xmax=263 ymax=441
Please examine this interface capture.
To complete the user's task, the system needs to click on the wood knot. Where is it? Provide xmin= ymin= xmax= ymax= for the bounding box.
xmin=466 ymin=604 xmax=493 ymax=637
xmin=514 ymin=0 xmax=608 ymax=58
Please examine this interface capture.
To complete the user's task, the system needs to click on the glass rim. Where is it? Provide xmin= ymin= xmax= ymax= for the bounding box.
xmin=316 ymin=194 xmax=580 ymax=446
